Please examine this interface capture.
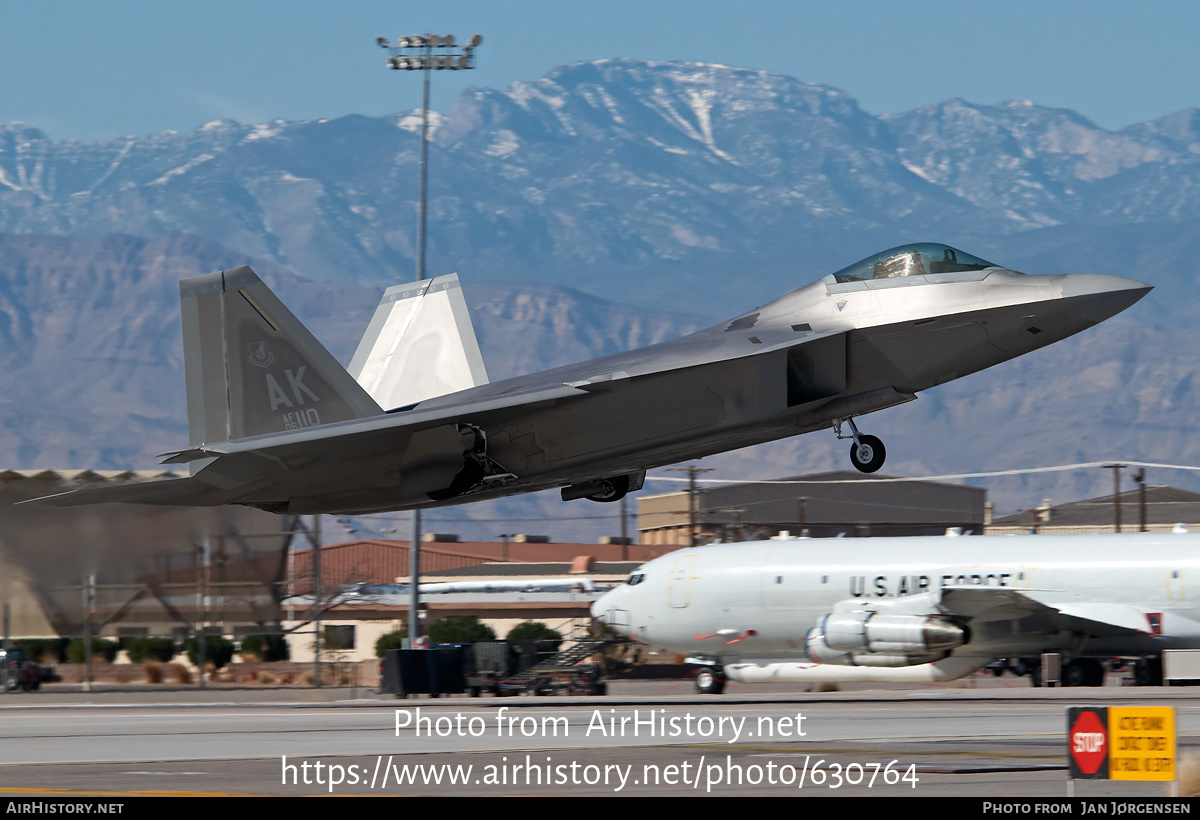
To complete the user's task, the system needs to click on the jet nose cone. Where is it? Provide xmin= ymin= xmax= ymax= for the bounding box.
xmin=590 ymin=587 xmax=615 ymax=621
xmin=1060 ymin=274 xmax=1152 ymax=324
xmin=591 ymin=585 xmax=629 ymax=634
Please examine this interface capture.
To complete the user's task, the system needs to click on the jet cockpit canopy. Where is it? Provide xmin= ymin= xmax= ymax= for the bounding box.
xmin=831 ymin=243 xmax=998 ymax=284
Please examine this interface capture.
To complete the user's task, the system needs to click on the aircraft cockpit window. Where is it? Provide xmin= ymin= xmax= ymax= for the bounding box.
xmin=626 ymin=573 xmax=646 ymax=586
xmin=873 ymin=251 xmax=927 ymax=279
xmin=831 ymin=243 xmax=998 ymax=283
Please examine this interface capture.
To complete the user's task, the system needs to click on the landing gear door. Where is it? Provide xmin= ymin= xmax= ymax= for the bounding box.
xmin=668 ymin=554 xmax=697 ymax=609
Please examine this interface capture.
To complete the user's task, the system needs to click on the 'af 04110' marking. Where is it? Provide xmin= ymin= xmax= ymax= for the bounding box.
xmin=284 ymin=409 xmax=322 ymax=430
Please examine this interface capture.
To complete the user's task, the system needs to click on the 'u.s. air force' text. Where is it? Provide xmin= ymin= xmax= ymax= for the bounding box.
xmin=849 ymin=572 xmax=1013 ymax=597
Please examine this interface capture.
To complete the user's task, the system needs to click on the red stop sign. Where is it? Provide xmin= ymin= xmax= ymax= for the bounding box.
xmin=1070 ymin=710 xmax=1108 ymax=774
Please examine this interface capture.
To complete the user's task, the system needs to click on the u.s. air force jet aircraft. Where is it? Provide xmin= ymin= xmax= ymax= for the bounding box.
xmin=591 ymin=532 xmax=1200 ymax=692
xmin=36 ymin=243 xmax=1148 ymax=515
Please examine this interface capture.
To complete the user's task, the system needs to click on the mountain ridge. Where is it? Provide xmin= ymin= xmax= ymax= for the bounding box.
xmin=0 ymin=59 xmax=1194 ymax=540
xmin=2 ymin=59 xmax=1199 ymax=316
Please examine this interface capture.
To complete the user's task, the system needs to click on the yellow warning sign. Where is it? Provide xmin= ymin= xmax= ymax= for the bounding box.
xmin=1108 ymin=706 xmax=1175 ymax=781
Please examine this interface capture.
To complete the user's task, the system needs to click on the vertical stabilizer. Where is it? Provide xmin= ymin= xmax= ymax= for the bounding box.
xmin=180 ymin=266 xmax=384 ymax=448
xmin=348 ymin=273 xmax=489 ymax=410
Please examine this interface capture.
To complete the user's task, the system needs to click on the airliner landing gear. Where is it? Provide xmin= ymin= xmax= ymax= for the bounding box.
xmin=694 ymin=666 xmax=726 ymax=695
xmin=1015 ymin=657 xmax=1041 ymax=687
xmin=1063 ymin=658 xmax=1105 ymax=687
xmin=835 ymin=418 xmax=886 ymax=473
xmin=1134 ymin=656 xmax=1163 ymax=686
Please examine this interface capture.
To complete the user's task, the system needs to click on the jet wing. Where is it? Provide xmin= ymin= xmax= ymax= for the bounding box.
xmin=29 ymin=381 xmax=592 ymax=508
xmin=1050 ymin=603 xmax=1155 ymax=637
xmin=160 ymin=381 xmax=591 ymax=464
xmin=938 ymin=586 xmax=1150 ymax=638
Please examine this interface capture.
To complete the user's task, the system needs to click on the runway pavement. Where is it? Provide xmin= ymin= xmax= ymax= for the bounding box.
xmin=0 ymin=678 xmax=1197 ymax=797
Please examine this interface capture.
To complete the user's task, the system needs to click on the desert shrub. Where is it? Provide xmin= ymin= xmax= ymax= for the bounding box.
xmin=374 ymin=630 xmax=408 ymax=658
xmin=143 ymin=662 xmax=163 ymax=683
xmin=240 ymin=634 xmax=290 ymax=661
xmin=427 ymin=616 xmax=496 ymax=645
xmin=126 ymin=637 xmax=175 ymax=663
xmin=17 ymin=638 xmax=68 ymax=664
xmin=184 ymin=636 xmax=235 ymax=670
xmin=65 ymin=638 xmax=119 ymax=664
xmin=505 ymin=622 xmax=563 ymax=647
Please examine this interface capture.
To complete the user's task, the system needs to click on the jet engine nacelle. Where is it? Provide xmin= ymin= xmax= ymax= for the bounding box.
xmin=805 ymin=610 xmax=966 ymax=666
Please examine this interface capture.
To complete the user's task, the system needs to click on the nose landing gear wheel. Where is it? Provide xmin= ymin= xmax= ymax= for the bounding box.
xmin=850 ymin=435 xmax=886 ymax=473
xmin=694 ymin=667 xmax=726 ymax=695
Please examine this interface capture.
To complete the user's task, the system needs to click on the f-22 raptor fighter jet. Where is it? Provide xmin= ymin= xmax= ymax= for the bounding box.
xmin=38 ymin=243 xmax=1148 ymax=515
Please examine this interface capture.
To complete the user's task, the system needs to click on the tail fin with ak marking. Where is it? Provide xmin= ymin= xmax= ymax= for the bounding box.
xmin=180 ymin=266 xmax=384 ymax=450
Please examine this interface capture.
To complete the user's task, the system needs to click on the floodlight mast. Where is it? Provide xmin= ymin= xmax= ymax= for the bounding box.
xmin=376 ymin=33 xmax=482 ymax=643
xmin=377 ymin=34 xmax=482 ymax=282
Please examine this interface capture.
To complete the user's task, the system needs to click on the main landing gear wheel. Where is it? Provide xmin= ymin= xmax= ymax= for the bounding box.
xmin=850 ymin=435 xmax=886 ymax=474
xmin=1015 ymin=658 xmax=1042 ymax=687
xmin=1134 ymin=656 xmax=1163 ymax=686
xmin=694 ymin=667 xmax=726 ymax=695
xmin=1063 ymin=658 xmax=1105 ymax=687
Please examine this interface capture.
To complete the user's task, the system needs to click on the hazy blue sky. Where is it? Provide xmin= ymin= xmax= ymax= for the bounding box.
xmin=3 ymin=0 xmax=1197 ymax=140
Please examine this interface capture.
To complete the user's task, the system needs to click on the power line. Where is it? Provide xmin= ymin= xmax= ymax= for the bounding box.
xmin=645 ymin=460 xmax=1200 ymax=485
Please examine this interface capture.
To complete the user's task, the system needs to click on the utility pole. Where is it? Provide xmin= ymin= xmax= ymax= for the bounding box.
xmin=620 ymin=496 xmax=629 ymax=560
xmin=1104 ymin=463 xmax=1124 ymax=533
xmin=668 ymin=466 xmax=714 ymax=546
xmin=310 ymin=515 xmax=322 ymax=688
xmin=376 ymin=33 xmax=482 ymax=643
xmin=196 ymin=540 xmax=208 ymax=689
xmin=498 ymin=534 xmax=515 ymax=563
xmin=82 ymin=574 xmax=94 ymax=693
xmin=1133 ymin=468 xmax=1148 ymax=532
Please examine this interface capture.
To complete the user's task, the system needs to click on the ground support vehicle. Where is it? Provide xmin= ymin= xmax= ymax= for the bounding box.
xmin=0 ymin=649 xmax=41 ymax=692
xmin=466 ymin=638 xmax=619 ymax=697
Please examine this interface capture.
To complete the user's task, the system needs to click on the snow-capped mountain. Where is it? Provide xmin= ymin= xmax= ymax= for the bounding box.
xmin=3 ymin=59 xmax=1199 ymax=315
xmin=0 ymin=59 xmax=1195 ymax=537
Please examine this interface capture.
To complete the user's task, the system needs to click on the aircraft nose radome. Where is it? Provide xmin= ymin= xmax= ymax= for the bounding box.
xmin=1060 ymin=274 xmax=1152 ymax=323
xmin=590 ymin=589 xmax=614 ymax=620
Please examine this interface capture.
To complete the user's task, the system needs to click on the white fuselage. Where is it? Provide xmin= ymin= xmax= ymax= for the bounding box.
xmin=591 ymin=533 xmax=1200 ymax=683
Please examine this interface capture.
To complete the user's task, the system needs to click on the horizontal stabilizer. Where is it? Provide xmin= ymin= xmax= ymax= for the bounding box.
xmin=24 ymin=476 xmax=226 ymax=508
xmin=348 ymin=273 xmax=489 ymax=410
